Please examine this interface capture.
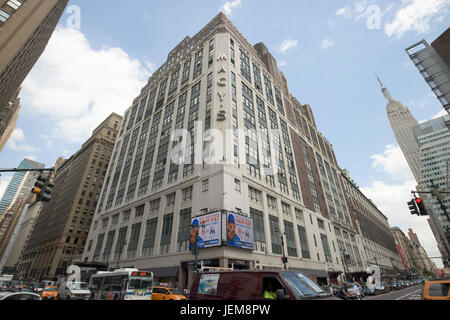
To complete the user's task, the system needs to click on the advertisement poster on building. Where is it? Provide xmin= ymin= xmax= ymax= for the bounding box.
xmin=190 ymin=211 xmax=221 ymax=250
xmin=225 ymin=212 xmax=254 ymax=250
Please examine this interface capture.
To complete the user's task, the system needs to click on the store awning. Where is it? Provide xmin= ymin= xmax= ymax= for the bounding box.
xmin=143 ymin=266 xmax=179 ymax=278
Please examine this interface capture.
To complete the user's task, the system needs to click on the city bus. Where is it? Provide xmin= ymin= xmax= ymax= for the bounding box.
xmin=88 ymin=268 xmax=153 ymax=300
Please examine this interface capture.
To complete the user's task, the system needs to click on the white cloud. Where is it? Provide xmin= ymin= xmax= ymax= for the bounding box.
xmin=278 ymin=61 xmax=287 ymax=67
xmin=7 ymin=128 xmax=40 ymax=153
xmin=361 ymin=180 xmax=443 ymax=267
xmin=321 ymin=38 xmax=334 ymax=50
xmin=363 ymin=143 xmax=444 ymax=267
xmin=336 ymin=6 xmax=352 ymax=18
xmin=0 ymin=175 xmax=12 ymax=201
xmin=220 ymin=0 xmax=242 ymax=17
xmin=21 ymin=27 xmax=152 ymax=144
xmin=371 ymin=144 xmax=415 ymax=181
xmin=385 ymin=0 xmax=450 ymax=39
xmin=278 ymin=39 xmax=298 ymax=54
xmin=354 ymin=1 xmax=369 ymax=19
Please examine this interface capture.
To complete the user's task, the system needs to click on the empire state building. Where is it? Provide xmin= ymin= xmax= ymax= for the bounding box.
xmin=379 ymin=78 xmax=423 ymax=184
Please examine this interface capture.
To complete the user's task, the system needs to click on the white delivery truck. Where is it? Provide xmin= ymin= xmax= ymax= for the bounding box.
xmin=57 ymin=277 xmax=91 ymax=300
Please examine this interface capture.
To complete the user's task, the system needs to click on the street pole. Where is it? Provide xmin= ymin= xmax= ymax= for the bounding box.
xmin=194 ymin=230 xmax=199 ymax=274
xmin=281 ymin=233 xmax=287 ymax=270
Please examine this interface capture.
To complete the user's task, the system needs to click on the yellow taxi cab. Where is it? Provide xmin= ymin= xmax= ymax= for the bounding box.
xmin=422 ymin=280 xmax=449 ymax=300
xmin=151 ymin=286 xmax=186 ymax=300
xmin=40 ymin=286 xmax=58 ymax=300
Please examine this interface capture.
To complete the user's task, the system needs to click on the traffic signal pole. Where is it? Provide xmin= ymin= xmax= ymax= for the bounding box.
xmin=0 ymin=168 xmax=54 ymax=173
xmin=0 ymin=168 xmax=55 ymax=203
xmin=411 ymin=190 xmax=450 ymax=225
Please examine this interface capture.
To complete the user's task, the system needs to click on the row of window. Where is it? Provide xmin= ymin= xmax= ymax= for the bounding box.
xmin=250 ymin=207 xmax=335 ymax=263
xmin=89 ymin=207 xmax=194 ymax=259
xmin=0 ymin=0 xmax=22 ymax=24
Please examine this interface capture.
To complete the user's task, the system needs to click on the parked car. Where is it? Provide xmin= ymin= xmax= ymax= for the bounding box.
xmin=389 ymin=281 xmax=399 ymax=290
xmin=0 ymin=292 xmax=42 ymax=300
xmin=422 ymin=280 xmax=450 ymax=300
xmin=40 ymin=286 xmax=58 ymax=300
xmin=152 ymin=286 xmax=187 ymax=300
xmin=188 ymin=270 xmax=337 ymax=300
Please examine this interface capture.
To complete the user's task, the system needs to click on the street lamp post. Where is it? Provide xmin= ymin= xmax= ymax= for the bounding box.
xmin=193 ymin=228 xmax=199 ymax=274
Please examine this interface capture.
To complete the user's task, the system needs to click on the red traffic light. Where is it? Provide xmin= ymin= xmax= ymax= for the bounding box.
xmin=415 ymin=198 xmax=422 ymax=205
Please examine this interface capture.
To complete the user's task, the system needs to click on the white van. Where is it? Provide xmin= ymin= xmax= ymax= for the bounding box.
xmin=57 ymin=278 xmax=91 ymax=300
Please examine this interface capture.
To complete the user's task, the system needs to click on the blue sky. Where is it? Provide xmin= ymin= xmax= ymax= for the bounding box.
xmin=0 ymin=0 xmax=449 ymax=266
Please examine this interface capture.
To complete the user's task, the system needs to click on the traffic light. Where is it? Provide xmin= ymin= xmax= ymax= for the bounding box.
xmin=408 ymin=199 xmax=419 ymax=216
xmin=281 ymin=256 xmax=288 ymax=264
xmin=41 ymin=180 xmax=54 ymax=203
xmin=32 ymin=176 xmax=46 ymax=195
xmin=415 ymin=197 xmax=428 ymax=216
xmin=31 ymin=175 xmax=54 ymax=203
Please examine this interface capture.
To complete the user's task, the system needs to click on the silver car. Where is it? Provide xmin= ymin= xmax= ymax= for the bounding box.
xmin=0 ymin=292 xmax=42 ymax=301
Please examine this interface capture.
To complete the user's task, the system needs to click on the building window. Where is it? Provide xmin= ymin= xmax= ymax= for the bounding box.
xmin=202 ymin=180 xmax=209 ymax=193
xmin=160 ymin=213 xmax=174 ymax=254
xmin=297 ymin=225 xmax=311 ymax=259
xmin=321 ymin=234 xmax=333 ymax=263
xmin=281 ymin=202 xmax=291 ymax=217
xmin=269 ymin=215 xmax=282 ymax=255
xmin=123 ymin=210 xmax=131 ymax=223
xmin=248 ymin=187 xmax=262 ymax=203
xmin=317 ymin=219 xmax=325 ymax=230
xmin=166 ymin=193 xmax=176 ymax=208
xmin=284 ymin=221 xmax=297 ymax=257
xmin=295 ymin=209 xmax=304 ymax=222
xmin=250 ymin=208 xmax=266 ymax=253
xmin=0 ymin=10 xmax=11 ymax=23
xmin=135 ymin=205 xmax=145 ymax=218
xmin=149 ymin=199 xmax=160 ymax=213
xmin=267 ymin=195 xmax=277 ymax=210
xmin=127 ymin=223 xmax=142 ymax=258
xmin=234 ymin=179 xmax=241 ymax=193
xmin=112 ymin=214 xmax=119 ymax=226
xmin=182 ymin=186 xmax=193 ymax=202
xmin=101 ymin=218 xmax=109 ymax=229
xmin=177 ymin=208 xmax=191 ymax=252
xmin=142 ymin=218 xmax=158 ymax=256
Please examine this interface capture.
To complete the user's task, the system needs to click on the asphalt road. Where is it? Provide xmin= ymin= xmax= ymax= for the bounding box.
xmin=364 ymin=284 xmax=423 ymax=300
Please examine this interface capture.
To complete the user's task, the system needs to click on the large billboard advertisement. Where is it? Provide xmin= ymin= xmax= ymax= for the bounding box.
xmin=225 ymin=212 xmax=254 ymax=250
xmin=190 ymin=211 xmax=221 ymax=249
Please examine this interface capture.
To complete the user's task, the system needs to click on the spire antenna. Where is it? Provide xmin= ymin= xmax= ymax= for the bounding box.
xmin=375 ymin=73 xmax=384 ymax=88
